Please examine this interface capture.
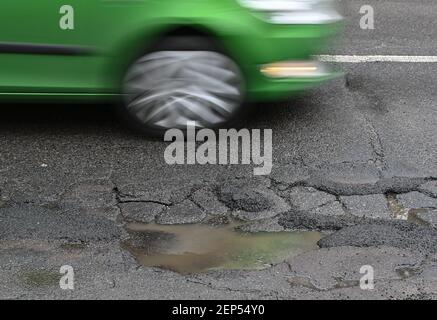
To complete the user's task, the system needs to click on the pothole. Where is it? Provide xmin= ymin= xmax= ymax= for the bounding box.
xmin=387 ymin=193 xmax=409 ymax=220
xmin=19 ymin=269 xmax=60 ymax=288
xmin=122 ymin=222 xmax=323 ymax=274
xmin=387 ymin=193 xmax=433 ymax=225
xmin=408 ymin=209 xmax=434 ymax=226
xmin=395 ymin=265 xmax=422 ymax=279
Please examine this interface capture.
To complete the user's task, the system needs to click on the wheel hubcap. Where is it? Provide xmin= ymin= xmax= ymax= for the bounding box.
xmin=123 ymin=51 xmax=243 ymax=129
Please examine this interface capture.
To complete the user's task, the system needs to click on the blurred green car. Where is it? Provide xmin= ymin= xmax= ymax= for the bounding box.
xmin=0 ymin=0 xmax=342 ymax=134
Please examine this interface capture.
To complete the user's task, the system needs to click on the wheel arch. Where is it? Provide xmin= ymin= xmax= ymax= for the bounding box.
xmin=110 ymin=23 xmax=246 ymax=91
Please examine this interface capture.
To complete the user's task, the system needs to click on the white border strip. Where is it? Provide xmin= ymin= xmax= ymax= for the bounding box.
xmin=316 ymin=55 xmax=437 ymax=63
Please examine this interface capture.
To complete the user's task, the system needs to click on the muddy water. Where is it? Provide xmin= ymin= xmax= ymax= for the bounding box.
xmin=386 ymin=193 xmax=431 ymax=224
xmin=387 ymin=193 xmax=409 ymax=220
xmin=122 ymin=223 xmax=323 ymax=274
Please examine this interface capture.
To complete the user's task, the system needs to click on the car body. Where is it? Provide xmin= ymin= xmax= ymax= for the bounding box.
xmin=0 ymin=0 xmax=342 ymax=133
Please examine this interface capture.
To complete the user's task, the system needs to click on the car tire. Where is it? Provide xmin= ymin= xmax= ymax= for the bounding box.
xmin=119 ymin=37 xmax=245 ymax=137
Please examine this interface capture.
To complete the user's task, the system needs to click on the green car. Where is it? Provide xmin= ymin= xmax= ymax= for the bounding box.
xmin=0 ymin=0 xmax=342 ymax=134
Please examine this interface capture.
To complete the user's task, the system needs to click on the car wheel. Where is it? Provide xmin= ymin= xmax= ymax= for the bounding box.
xmin=120 ymin=41 xmax=245 ymax=136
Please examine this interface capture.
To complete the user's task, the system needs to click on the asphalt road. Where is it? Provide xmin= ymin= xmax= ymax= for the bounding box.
xmin=1 ymin=0 xmax=436 ymax=299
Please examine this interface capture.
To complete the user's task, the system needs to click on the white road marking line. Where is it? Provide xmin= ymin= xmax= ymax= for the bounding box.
xmin=316 ymin=55 xmax=437 ymax=63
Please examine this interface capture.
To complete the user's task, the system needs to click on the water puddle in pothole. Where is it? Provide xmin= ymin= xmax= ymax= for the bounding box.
xmin=387 ymin=193 xmax=410 ymax=220
xmin=387 ymin=193 xmax=432 ymax=225
xmin=122 ymin=222 xmax=323 ymax=274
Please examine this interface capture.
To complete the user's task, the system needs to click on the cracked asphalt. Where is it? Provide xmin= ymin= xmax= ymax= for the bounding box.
xmin=1 ymin=0 xmax=437 ymax=299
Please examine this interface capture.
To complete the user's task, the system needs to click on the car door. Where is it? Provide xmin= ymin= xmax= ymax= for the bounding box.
xmin=0 ymin=0 xmax=105 ymax=94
